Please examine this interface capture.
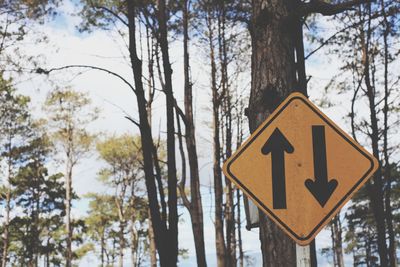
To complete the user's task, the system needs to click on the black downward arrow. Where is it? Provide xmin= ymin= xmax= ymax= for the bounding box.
xmin=305 ymin=125 xmax=338 ymax=207
xmin=261 ymin=128 xmax=294 ymax=209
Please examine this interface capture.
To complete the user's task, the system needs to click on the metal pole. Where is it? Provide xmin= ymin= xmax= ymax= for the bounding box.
xmin=296 ymin=244 xmax=311 ymax=267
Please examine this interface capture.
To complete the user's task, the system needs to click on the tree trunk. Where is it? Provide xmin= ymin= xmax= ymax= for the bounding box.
xmin=33 ymin=185 xmax=40 ymax=267
xmin=331 ymin=215 xmax=344 ymax=267
xmin=156 ymin=0 xmax=179 ymax=265
xmin=148 ymin=209 xmax=157 ymax=267
xmin=101 ymin=230 xmax=105 ymax=267
xmin=1 ymin=147 xmax=13 ymax=267
xmin=237 ymin=189 xmax=244 ymax=267
xmin=380 ymin=0 xmax=397 ymax=265
xmin=131 ymin=225 xmax=138 ymax=267
xmin=66 ymin=162 xmax=73 ymax=267
xmin=126 ymin=2 xmax=169 ymax=266
xmin=119 ymin=221 xmax=125 ymax=267
xmin=249 ymin=0 xmax=303 ymax=266
xmin=217 ymin=5 xmax=236 ymax=266
xmin=46 ymin=239 xmax=50 ymax=267
xmin=207 ymin=7 xmax=227 ymax=266
xmin=1 ymin=188 xmax=10 ymax=267
xmin=360 ymin=5 xmax=389 ymax=265
xmin=182 ymin=1 xmax=207 ymax=265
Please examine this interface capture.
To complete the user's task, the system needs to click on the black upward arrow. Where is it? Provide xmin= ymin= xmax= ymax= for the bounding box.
xmin=305 ymin=125 xmax=338 ymax=207
xmin=261 ymin=128 xmax=294 ymax=209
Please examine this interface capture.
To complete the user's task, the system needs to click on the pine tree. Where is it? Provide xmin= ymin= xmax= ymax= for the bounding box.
xmin=43 ymin=88 xmax=98 ymax=267
xmin=8 ymin=127 xmax=65 ymax=267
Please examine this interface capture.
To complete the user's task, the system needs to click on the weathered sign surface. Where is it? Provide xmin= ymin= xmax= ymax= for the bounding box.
xmin=223 ymin=92 xmax=378 ymax=245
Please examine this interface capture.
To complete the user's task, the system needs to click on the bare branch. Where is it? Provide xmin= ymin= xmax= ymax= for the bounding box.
xmin=302 ymin=0 xmax=372 ymax=17
xmin=305 ymin=7 xmax=391 ymax=60
xmin=125 ymin=116 xmax=140 ymax=128
xmin=36 ymin=65 xmax=136 ymax=94
xmin=174 ymin=99 xmax=188 ymax=126
xmin=176 ymin=108 xmax=191 ymax=210
xmin=94 ymin=5 xmax=129 ymax=27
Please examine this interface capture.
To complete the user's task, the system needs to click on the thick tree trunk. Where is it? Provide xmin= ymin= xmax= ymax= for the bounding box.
xmin=249 ymin=0 xmax=303 ymax=266
xmin=182 ymin=1 xmax=207 ymax=266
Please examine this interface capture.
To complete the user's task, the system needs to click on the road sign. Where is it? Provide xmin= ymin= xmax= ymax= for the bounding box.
xmin=223 ymin=92 xmax=379 ymax=245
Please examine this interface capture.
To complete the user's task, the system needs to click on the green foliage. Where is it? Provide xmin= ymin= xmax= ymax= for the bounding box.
xmin=43 ymin=88 xmax=98 ymax=165
xmin=96 ymin=134 xmax=143 ymax=186
xmin=6 ymin=125 xmax=67 ymax=266
xmin=0 ymin=0 xmax=61 ymax=73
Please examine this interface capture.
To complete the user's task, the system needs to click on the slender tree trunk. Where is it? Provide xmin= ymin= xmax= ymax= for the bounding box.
xmin=207 ymin=7 xmax=227 ymax=266
xmin=46 ymin=239 xmax=50 ymax=267
xmin=33 ymin=187 xmax=40 ymax=267
xmin=119 ymin=221 xmax=125 ymax=267
xmin=217 ymin=5 xmax=236 ymax=266
xmin=131 ymin=225 xmax=138 ymax=267
xmin=156 ymin=1 xmax=179 ymax=265
xmin=66 ymin=162 xmax=73 ymax=267
xmin=1 ymin=149 xmax=12 ymax=267
xmin=360 ymin=5 xmax=389 ymax=265
xmin=236 ymin=103 xmax=245 ymax=267
xmin=331 ymin=215 xmax=344 ymax=267
xmin=380 ymin=1 xmax=397 ymax=266
xmin=1 ymin=188 xmax=10 ymax=267
xmin=126 ymin=2 xmax=169 ymax=266
xmin=182 ymin=1 xmax=207 ymax=265
xmin=148 ymin=209 xmax=157 ymax=267
xmin=237 ymin=189 xmax=244 ymax=267
xmin=249 ymin=1 xmax=300 ymax=265
xmin=101 ymin=230 xmax=105 ymax=267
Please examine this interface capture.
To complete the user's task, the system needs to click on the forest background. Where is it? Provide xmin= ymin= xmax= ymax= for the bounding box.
xmin=0 ymin=0 xmax=398 ymax=266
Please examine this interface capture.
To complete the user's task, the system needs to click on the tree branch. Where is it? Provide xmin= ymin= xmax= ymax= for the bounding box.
xmin=174 ymin=99 xmax=188 ymax=126
xmin=125 ymin=116 xmax=140 ymax=128
xmin=36 ymin=65 xmax=136 ymax=94
xmin=94 ymin=5 xmax=129 ymax=27
xmin=305 ymin=7 xmax=390 ymax=60
xmin=302 ymin=0 xmax=373 ymax=17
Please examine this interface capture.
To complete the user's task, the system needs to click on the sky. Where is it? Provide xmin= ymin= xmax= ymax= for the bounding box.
xmin=4 ymin=1 xmax=374 ymax=266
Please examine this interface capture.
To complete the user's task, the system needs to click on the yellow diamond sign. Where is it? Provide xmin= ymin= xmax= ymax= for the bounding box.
xmin=223 ymin=92 xmax=378 ymax=245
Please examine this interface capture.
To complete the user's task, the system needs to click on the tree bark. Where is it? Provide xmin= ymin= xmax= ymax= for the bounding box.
xmin=360 ymin=4 xmax=389 ymax=265
xmin=66 ymin=160 xmax=73 ymax=267
xmin=237 ymin=189 xmax=244 ymax=267
xmin=156 ymin=0 xmax=179 ymax=265
xmin=126 ymin=2 xmax=169 ymax=266
xmin=101 ymin=230 xmax=105 ymax=267
xmin=331 ymin=215 xmax=344 ymax=267
xmin=249 ymin=0 xmax=303 ymax=266
xmin=1 ymin=188 xmax=10 ymax=267
xmin=217 ymin=5 xmax=236 ymax=266
xmin=380 ymin=1 xmax=397 ymax=265
xmin=182 ymin=0 xmax=207 ymax=265
xmin=148 ymin=209 xmax=157 ymax=267
xmin=207 ymin=6 xmax=227 ymax=266
xmin=131 ymin=224 xmax=138 ymax=267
